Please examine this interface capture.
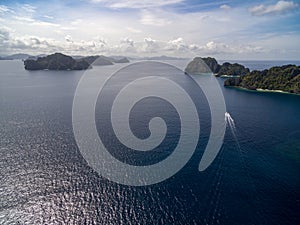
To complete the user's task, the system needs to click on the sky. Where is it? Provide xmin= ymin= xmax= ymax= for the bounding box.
xmin=0 ymin=0 xmax=299 ymax=60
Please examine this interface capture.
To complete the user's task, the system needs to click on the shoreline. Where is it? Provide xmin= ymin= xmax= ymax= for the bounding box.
xmin=256 ymin=88 xmax=286 ymax=93
xmin=219 ymin=75 xmax=241 ymax=78
xmin=225 ymin=86 xmax=299 ymax=96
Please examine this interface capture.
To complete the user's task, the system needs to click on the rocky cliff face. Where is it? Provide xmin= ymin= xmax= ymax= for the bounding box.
xmin=185 ymin=57 xmax=213 ymax=74
xmin=202 ymin=57 xmax=220 ymax=73
xmin=24 ymin=53 xmax=90 ymax=70
xmin=185 ymin=57 xmax=249 ymax=76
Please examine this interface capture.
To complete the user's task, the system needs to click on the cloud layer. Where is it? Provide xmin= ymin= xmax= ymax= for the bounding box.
xmin=249 ymin=1 xmax=298 ymax=16
xmin=90 ymin=0 xmax=184 ymax=9
xmin=0 ymin=0 xmax=299 ymax=59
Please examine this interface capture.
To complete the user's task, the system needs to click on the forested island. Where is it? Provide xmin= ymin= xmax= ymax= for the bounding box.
xmin=186 ymin=57 xmax=300 ymax=95
xmin=24 ymin=53 xmax=90 ymax=70
xmin=24 ymin=53 xmax=130 ymax=70
xmin=224 ymin=65 xmax=300 ymax=94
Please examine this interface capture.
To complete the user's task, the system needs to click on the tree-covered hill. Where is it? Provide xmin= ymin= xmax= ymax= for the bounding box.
xmin=224 ymin=65 xmax=300 ymax=94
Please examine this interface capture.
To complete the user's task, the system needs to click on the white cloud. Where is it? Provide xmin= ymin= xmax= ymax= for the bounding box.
xmin=0 ymin=1 xmax=299 ymax=59
xmin=0 ymin=5 xmax=11 ymax=14
xmin=140 ymin=10 xmax=171 ymax=26
xmin=220 ymin=4 xmax=231 ymax=10
xmin=0 ymin=28 xmax=10 ymax=41
xmin=168 ymin=37 xmax=184 ymax=45
xmin=0 ymin=4 xmax=270 ymax=57
xmin=31 ymin=21 xmax=60 ymax=27
xmin=249 ymin=1 xmax=298 ymax=16
xmin=71 ymin=19 xmax=82 ymax=25
xmin=120 ymin=37 xmax=134 ymax=46
xmin=60 ymin=26 xmax=77 ymax=31
xmin=93 ymin=37 xmax=107 ymax=46
xmin=11 ymin=6 xmax=59 ymax=28
xmin=65 ymin=35 xmax=73 ymax=43
xmin=3 ymin=35 xmax=60 ymax=53
xmin=0 ymin=27 xmax=275 ymax=58
xmin=90 ymin=0 xmax=183 ymax=9
xmin=21 ymin=4 xmax=36 ymax=13
xmin=126 ymin=27 xmax=142 ymax=33
xmin=188 ymin=41 xmax=265 ymax=56
xmin=43 ymin=15 xmax=54 ymax=19
xmin=13 ymin=16 xmax=35 ymax=22
xmin=142 ymin=37 xmax=160 ymax=52
xmin=164 ymin=38 xmax=189 ymax=52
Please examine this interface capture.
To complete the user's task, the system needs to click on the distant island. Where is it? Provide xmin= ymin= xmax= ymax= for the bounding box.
xmin=224 ymin=64 xmax=300 ymax=94
xmin=24 ymin=53 xmax=90 ymax=70
xmin=0 ymin=56 xmax=13 ymax=60
xmin=23 ymin=53 xmax=130 ymax=70
xmin=81 ymin=55 xmax=129 ymax=65
xmin=0 ymin=53 xmax=34 ymax=60
xmin=142 ymin=55 xmax=188 ymax=60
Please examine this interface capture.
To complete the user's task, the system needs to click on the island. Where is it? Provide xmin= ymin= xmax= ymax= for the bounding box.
xmin=23 ymin=53 xmax=131 ymax=70
xmin=185 ymin=57 xmax=217 ymax=74
xmin=224 ymin=65 xmax=300 ymax=94
xmin=185 ymin=57 xmax=300 ymax=94
xmin=185 ymin=57 xmax=249 ymax=76
xmin=80 ymin=55 xmax=113 ymax=66
xmin=24 ymin=53 xmax=90 ymax=70
xmin=142 ymin=55 xmax=188 ymax=60
xmin=114 ymin=57 xmax=130 ymax=63
xmin=1 ymin=53 xmax=33 ymax=60
xmin=80 ymin=55 xmax=130 ymax=65
xmin=0 ymin=56 xmax=12 ymax=60
xmin=217 ymin=62 xmax=249 ymax=76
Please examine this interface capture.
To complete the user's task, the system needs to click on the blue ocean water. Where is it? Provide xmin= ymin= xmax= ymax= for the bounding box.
xmin=0 ymin=60 xmax=299 ymax=224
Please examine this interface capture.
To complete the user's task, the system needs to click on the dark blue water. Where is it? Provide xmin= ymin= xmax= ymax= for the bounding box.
xmin=0 ymin=60 xmax=299 ymax=225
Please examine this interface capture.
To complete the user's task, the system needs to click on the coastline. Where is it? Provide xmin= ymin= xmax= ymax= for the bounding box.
xmin=219 ymin=75 xmax=241 ymax=78
xmin=256 ymin=88 xmax=286 ymax=93
xmin=225 ymin=86 xmax=299 ymax=96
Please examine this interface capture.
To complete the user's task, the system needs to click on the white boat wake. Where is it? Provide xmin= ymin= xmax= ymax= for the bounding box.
xmin=225 ymin=112 xmax=240 ymax=150
xmin=225 ymin=112 xmax=235 ymax=130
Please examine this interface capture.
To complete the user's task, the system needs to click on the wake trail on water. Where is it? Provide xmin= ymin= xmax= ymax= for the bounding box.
xmin=225 ymin=112 xmax=265 ymax=223
xmin=225 ymin=112 xmax=239 ymax=149
xmin=204 ymin=113 xmax=248 ymax=224
xmin=225 ymin=112 xmax=246 ymax=169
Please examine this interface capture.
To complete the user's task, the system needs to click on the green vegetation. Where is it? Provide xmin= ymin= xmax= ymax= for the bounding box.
xmin=24 ymin=53 xmax=130 ymax=70
xmin=217 ymin=62 xmax=249 ymax=76
xmin=24 ymin=53 xmax=90 ymax=70
xmin=224 ymin=65 xmax=300 ymax=94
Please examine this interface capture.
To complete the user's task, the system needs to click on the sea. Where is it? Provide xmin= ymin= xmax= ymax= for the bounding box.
xmin=0 ymin=59 xmax=299 ymax=225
